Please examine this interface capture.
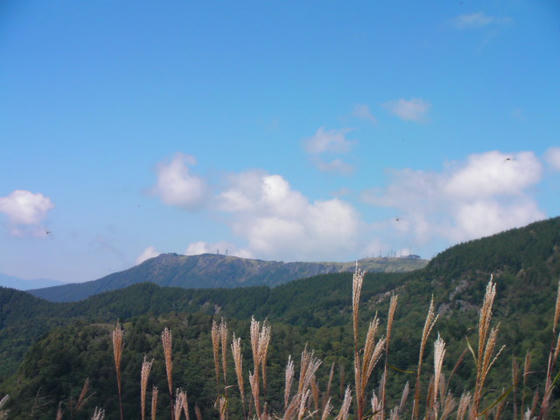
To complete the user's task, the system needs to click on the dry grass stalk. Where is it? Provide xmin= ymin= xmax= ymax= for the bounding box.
xmin=520 ymin=351 xmax=531 ymax=417
xmin=250 ymin=317 xmax=262 ymax=417
xmin=262 ymin=404 xmax=271 ymax=420
xmin=493 ymin=387 xmax=507 ymax=420
xmin=512 ymin=357 xmax=520 ymax=420
xmin=311 ymin=375 xmax=320 ymax=413
xmin=250 ymin=317 xmax=261 ymax=369
xmin=76 ymin=377 xmax=91 ymax=411
xmin=553 ymin=280 xmax=560 ymax=335
xmin=471 ymin=277 xmax=505 ymax=419
xmin=151 ymin=386 xmax=158 ymax=420
xmin=352 ymin=264 xmax=365 ymax=350
xmin=220 ymin=319 xmax=229 ymax=390
xmin=336 ymin=386 xmax=352 ymax=420
xmin=162 ymin=327 xmax=174 ymax=420
xmin=425 ymin=377 xmax=435 ymax=419
xmin=282 ymin=391 xmax=302 ymax=419
xmin=437 ymin=374 xmax=446 ymax=409
xmin=218 ymin=396 xmax=227 ymax=420
xmin=259 ymin=320 xmax=272 ymax=399
xmin=141 ymin=356 xmax=154 ymax=420
xmin=195 ymin=404 xmax=203 ymax=420
xmin=322 ymin=362 xmax=335 ymax=412
xmin=432 ymin=334 xmax=446 ymax=417
xmin=284 ymin=355 xmax=295 ymax=410
xmin=212 ymin=320 xmax=221 ymax=387
xmin=371 ymin=391 xmax=382 ymax=419
xmin=0 ymin=395 xmax=8 ymax=420
xmin=297 ymin=388 xmax=311 ymax=420
xmin=174 ymin=389 xmax=189 ymax=420
xmin=398 ymin=382 xmax=410 ymax=415
xmin=539 ymin=280 xmax=560 ymax=419
xmin=358 ymin=316 xmax=386 ymax=416
xmin=248 ymin=316 xmax=272 ymax=418
xmin=321 ymin=398 xmax=332 ymax=420
xmin=412 ymin=296 xmax=438 ymax=420
xmin=382 ymin=294 xmax=399 ymax=416
xmin=351 ymin=260 xmax=364 ymax=419
xmin=354 ymin=354 xmax=362 ymax=419
xmin=183 ymin=392 xmax=191 ymax=420
xmin=352 ymin=263 xmax=387 ymax=420
xmin=281 ymin=348 xmax=322 ymax=420
xmin=443 ymin=349 xmax=467 ymax=399
xmin=175 ymin=394 xmax=182 ymax=420
xmin=477 ymin=277 xmax=496 ymax=365
xmin=258 ymin=321 xmax=271 ymax=397
xmin=297 ymin=347 xmax=322 ymax=395
xmin=91 ymin=407 xmax=105 ymax=420
xmin=456 ymin=392 xmax=471 ymax=420
xmin=231 ymin=333 xmax=246 ymax=417
xmin=56 ymin=402 xmax=63 ymax=420
xmin=339 ymin=364 xmax=345 ymax=400
xmin=440 ymin=393 xmax=456 ymax=420
xmin=112 ymin=321 xmax=125 ymax=420
xmin=553 ymin=332 xmax=560 ymax=367
xmin=249 ymin=370 xmax=260 ymax=419
xmin=529 ymin=389 xmax=539 ymax=419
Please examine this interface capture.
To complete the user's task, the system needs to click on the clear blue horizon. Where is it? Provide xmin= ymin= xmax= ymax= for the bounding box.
xmin=1 ymin=1 xmax=559 ymax=283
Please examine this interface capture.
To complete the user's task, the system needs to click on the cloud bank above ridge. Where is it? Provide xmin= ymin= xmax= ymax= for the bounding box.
xmin=151 ymin=148 xmax=554 ymax=261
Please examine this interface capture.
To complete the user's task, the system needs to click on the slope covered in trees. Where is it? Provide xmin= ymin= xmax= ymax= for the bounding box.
xmin=0 ymin=217 xmax=559 ymax=418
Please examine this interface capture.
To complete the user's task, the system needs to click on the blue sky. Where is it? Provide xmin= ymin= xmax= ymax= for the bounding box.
xmin=1 ymin=1 xmax=559 ymax=283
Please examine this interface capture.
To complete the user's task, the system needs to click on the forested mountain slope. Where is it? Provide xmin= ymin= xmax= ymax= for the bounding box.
xmin=1 ymin=217 xmax=559 ymax=418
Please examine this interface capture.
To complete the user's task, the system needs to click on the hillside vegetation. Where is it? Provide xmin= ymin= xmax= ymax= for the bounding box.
xmin=0 ymin=217 xmax=559 ymax=419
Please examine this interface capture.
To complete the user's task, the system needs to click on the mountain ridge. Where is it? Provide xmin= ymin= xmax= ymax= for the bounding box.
xmin=28 ymin=253 xmax=427 ymax=302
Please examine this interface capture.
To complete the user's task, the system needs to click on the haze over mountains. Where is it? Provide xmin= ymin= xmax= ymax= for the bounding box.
xmin=0 ymin=273 xmax=64 ymax=291
xmin=28 ymin=253 xmax=427 ymax=302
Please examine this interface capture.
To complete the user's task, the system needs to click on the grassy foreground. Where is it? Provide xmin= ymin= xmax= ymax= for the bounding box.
xmin=4 ymin=267 xmax=559 ymax=420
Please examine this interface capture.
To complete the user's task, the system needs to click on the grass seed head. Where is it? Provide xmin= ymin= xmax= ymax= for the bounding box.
xmin=151 ymin=386 xmax=158 ymax=420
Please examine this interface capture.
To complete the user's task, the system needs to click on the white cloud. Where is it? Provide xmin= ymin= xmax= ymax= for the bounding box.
xmin=136 ymin=246 xmax=160 ymax=264
xmin=219 ymin=172 xmax=307 ymax=216
xmin=545 ymin=147 xmax=560 ymax=171
xmin=383 ymin=98 xmax=430 ymax=122
xmin=303 ymin=127 xmax=355 ymax=174
xmin=185 ymin=241 xmax=253 ymax=259
xmin=304 ymin=127 xmax=353 ymax=154
xmin=153 ymin=153 xmax=208 ymax=210
xmin=453 ymin=12 xmax=494 ymax=28
xmin=453 ymin=198 xmax=543 ymax=241
xmin=451 ymin=12 xmax=511 ymax=29
xmin=353 ymin=104 xmax=377 ymax=124
xmin=218 ymin=172 xmax=361 ymax=260
xmin=316 ymin=159 xmax=354 ymax=175
xmin=362 ymin=151 xmax=545 ymax=244
xmin=444 ymin=151 xmax=542 ymax=198
xmin=0 ymin=190 xmax=54 ymax=236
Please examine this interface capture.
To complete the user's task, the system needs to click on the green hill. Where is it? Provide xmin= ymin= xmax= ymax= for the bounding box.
xmin=1 ymin=217 xmax=559 ymax=418
xmin=28 ymin=254 xmax=427 ymax=302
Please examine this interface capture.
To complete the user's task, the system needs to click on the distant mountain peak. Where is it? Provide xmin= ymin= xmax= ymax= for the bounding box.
xmin=28 ymin=253 xmax=427 ymax=302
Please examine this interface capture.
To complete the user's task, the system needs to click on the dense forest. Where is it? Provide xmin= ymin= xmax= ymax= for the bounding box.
xmin=1 ymin=217 xmax=559 ymax=419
